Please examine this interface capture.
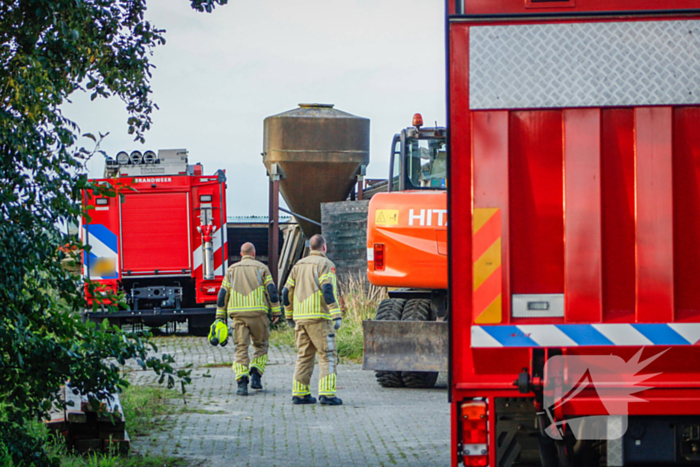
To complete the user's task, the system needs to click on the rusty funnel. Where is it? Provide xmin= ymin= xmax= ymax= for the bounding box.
xmin=263 ymin=104 xmax=370 ymax=237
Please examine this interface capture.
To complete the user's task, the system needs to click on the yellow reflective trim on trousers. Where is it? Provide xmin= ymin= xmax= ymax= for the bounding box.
xmin=319 ymin=374 xmax=336 ymax=396
xmin=250 ymin=355 xmax=267 ymax=374
xmin=293 ymin=380 xmax=310 ymax=396
xmin=232 ymin=362 xmax=249 ymax=380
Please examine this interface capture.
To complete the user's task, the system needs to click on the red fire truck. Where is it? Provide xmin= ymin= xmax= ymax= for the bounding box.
xmin=448 ymin=1 xmax=700 ymax=466
xmin=81 ymin=149 xmax=227 ymax=335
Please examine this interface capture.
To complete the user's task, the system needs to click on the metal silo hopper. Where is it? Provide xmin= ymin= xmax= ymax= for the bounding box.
xmin=263 ymin=104 xmax=370 ymax=238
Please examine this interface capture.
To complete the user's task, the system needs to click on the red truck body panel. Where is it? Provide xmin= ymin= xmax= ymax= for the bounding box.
xmin=448 ymin=2 xmax=700 ymax=464
xmin=82 ymin=172 xmax=227 ymax=307
xmin=121 ymin=192 xmax=191 ymax=274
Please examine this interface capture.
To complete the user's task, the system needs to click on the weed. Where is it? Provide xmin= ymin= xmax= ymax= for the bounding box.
xmin=199 ymin=362 xmax=232 ymax=368
xmin=120 ymin=386 xmax=185 ymax=437
xmin=41 ymin=419 xmax=185 ymax=467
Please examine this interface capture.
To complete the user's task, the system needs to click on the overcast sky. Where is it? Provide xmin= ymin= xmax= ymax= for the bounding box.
xmin=63 ymin=0 xmax=446 ymax=217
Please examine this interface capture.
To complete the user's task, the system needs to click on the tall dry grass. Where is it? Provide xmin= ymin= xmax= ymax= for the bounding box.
xmin=269 ymin=272 xmax=387 ymax=362
xmin=335 ymin=273 xmax=388 ymax=362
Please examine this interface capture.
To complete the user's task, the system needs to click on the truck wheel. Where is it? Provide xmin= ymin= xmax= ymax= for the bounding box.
xmin=188 ymin=316 xmax=211 ymax=337
xmin=374 ymin=298 xmax=406 ymax=388
xmin=401 ymin=299 xmax=439 ymax=388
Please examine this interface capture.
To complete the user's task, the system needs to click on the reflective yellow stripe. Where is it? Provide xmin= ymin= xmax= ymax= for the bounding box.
xmin=332 ymin=274 xmax=339 ymax=303
xmin=232 ymin=362 xmax=249 ymax=380
xmin=328 ymin=311 xmax=341 ymax=320
xmin=473 ymin=207 xmax=503 ymax=324
xmin=228 ymin=286 xmax=268 ymax=313
xmin=319 ymin=272 xmax=340 ymax=304
xmin=264 ymin=275 xmax=273 ymax=285
xmin=250 ymin=355 xmax=268 ymax=374
xmin=293 ymin=380 xmax=310 ymax=396
xmin=319 ymin=374 xmax=336 ymax=396
xmin=319 ymin=273 xmax=333 ymax=282
xmin=293 ymin=313 xmax=333 ymax=320
xmin=292 ymin=290 xmax=330 ymax=319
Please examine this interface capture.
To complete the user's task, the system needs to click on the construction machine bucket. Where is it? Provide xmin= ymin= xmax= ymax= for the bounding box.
xmin=362 ymin=320 xmax=448 ymax=372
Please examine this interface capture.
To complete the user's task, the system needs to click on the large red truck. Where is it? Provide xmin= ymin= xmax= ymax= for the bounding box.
xmin=81 ymin=149 xmax=227 ymax=335
xmin=448 ymin=1 xmax=700 ymax=466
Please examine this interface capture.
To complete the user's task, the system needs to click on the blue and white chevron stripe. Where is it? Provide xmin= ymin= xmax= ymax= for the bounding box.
xmin=472 ymin=324 xmax=700 ymax=348
xmin=82 ymin=224 xmax=119 ymax=280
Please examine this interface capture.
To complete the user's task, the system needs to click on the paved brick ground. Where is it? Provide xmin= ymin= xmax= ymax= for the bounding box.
xmin=128 ymin=336 xmax=450 ymax=466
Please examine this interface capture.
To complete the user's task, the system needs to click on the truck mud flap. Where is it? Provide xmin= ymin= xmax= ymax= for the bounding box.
xmin=362 ymin=320 xmax=448 ymax=372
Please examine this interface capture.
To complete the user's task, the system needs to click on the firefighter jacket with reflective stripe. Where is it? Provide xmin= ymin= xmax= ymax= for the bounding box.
xmin=217 ymin=256 xmax=281 ymax=319
xmin=284 ymin=251 xmax=341 ymax=321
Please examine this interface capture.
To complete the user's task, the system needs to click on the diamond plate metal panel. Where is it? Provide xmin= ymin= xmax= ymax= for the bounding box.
xmin=470 ymin=20 xmax=700 ymax=109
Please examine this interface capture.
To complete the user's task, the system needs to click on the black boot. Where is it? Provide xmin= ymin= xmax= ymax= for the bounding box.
xmin=237 ymin=376 xmax=249 ymax=396
xmin=292 ymin=395 xmax=317 ymax=405
xmin=319 ymin=396 xmax=343 ymax=406
xmin=250 ymin=368 xmax=262 ymax=390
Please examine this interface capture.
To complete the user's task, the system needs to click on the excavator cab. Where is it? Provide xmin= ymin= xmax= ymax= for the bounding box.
xmin=389 ymin=123 xmax=447 ymax=192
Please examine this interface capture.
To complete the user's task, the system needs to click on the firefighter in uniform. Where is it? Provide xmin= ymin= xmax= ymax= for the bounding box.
xmin=282 ymin=234 xmax=343 ymax=405
xmin=215 ymin=242 xmax=281 ymax=396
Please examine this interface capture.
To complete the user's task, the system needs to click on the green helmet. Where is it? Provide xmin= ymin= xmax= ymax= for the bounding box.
xmin=208 ymin=320 xmax=229 ymax=347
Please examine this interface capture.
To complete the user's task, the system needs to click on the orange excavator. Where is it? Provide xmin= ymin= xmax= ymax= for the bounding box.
xmin=363 ymin=114 xmax=448 ymax=388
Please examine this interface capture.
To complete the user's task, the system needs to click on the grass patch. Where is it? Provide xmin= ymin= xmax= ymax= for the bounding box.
xmin=199 ymin=362 xmax=232 ymax=368
xmin=184 ymin=408 xmax=227 ymax=415
xmin=49 ymin=446 xmax=186 ymax=467
xmin=336 ymin=274 xmax=387 ymax=362
xmin=121 ymin=385 xmax=185 ymax=437
xmin=269 ymin=325 xmax=295 ymax=349
xmin=270 ymin=273 xmax=387 ymax=363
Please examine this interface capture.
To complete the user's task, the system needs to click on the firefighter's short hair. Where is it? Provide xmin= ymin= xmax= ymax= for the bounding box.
xmin=240 ymin=242 xmax=256 ymax=256
xmin=309 ymin=234 xmax=326 ymax=251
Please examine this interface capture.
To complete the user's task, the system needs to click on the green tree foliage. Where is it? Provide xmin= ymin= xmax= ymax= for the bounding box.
xmin=0 ymin=0 xmax=226 ymax=464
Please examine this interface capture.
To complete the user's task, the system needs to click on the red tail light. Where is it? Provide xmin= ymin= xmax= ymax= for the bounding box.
xmin=373 ymin=244 xmax=385 ymax=270
xmin=460 ymin=400 xmax=488 ymax=466
xmin=464 ymin=456 xmax=488 ymax=467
